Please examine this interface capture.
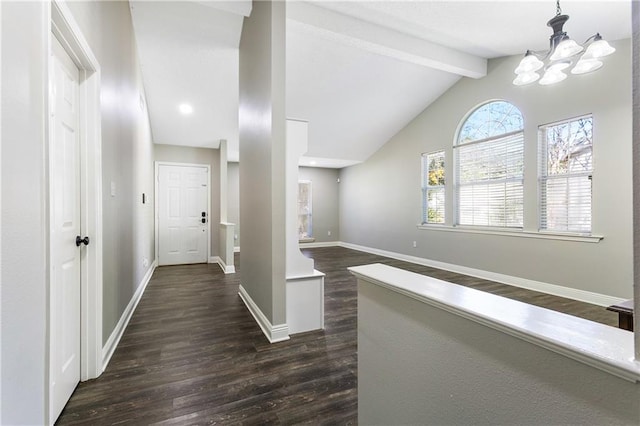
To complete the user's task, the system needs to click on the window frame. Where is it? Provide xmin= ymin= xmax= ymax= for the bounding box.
xmin=421 ymin=150 xmax=446 ymax=225
xmin=538 ymin=114 xmax=594 ymax=235
xmin=298 ymin=180 xmax=313 ymax=241
xmin=453 ymin=101 xmax=525 ymax=230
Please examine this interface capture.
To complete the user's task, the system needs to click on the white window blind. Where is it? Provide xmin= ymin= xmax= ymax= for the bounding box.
xmin=539 ymin=115 xmax=593 ymax=234
xmin=422 ymin=151 xmax=445 ymax=224
xmin=455 ymin=132 xmax=524 ymax=227
xmin=454 ymin=101 xmax=525 ymax=229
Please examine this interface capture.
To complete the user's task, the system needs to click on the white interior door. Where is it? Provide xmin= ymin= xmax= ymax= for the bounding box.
xmin=158 ymin=164 xmax=209 ymax=265
xmin=50 ymin=36 xmax=82 ymax=423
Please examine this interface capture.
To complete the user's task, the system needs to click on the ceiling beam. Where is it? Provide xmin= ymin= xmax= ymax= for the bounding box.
xmin=194 ymin=0 xmax=252 ymax=18
xmin=287 ymin=2 xmax=486 ymax=79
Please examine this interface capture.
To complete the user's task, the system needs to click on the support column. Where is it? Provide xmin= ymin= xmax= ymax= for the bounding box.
xmin=238 ymin=0 xmax=288 ymax=342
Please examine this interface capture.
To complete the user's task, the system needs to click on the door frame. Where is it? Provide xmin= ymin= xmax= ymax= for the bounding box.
xmin=155 ymin=162 xmax=212 ymax=266
xmin=47 ymin=2 xmax=103 ymax=422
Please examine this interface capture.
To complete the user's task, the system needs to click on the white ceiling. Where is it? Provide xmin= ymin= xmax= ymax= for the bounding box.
xmin=130 ymin=1 xmax=632 ymax=168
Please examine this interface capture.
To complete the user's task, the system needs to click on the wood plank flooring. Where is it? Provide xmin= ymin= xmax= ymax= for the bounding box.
xmin=57 ymin=246 xmax=619 ymax=425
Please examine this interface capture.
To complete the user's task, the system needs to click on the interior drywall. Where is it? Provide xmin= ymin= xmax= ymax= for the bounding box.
xmin=239 ymin=0 xmax=287 ymax=326
xmin=298 ymin=167 xmax=340 ymax=242
xmin=1 ymin=3 xmax=48 ymax=423
xmin=358 ymin=279 xmax=640 ymax=425
xmin=340 ymin=39 xmax=633 ymax=299
xmin=64 ymin=1 xmax=155 ymax=346
xmin=228 ymin=162 xmax=240 ymax=248
xmin=632 ymin=0 xmax=640 ymax=354
xmin=154 ymin=144 xmax=221 ymax=257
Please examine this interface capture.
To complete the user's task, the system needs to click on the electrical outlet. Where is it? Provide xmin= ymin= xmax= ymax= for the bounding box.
xmin=328 ymin=231 xmax=331 ymax=236
xmin=412 ymin=241 xmax=417 ymax=248
xmin=143 ymin=257 xmax=149 ymax=268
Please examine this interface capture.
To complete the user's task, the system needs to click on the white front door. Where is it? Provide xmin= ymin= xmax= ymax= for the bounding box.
xmin=50 ymin=36 xmax=82 ymax=422
xmin=158 ymin=164 xmax=209 ymax=265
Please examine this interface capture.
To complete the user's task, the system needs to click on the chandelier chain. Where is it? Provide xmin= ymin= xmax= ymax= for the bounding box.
xmin=556 ymin=0 xmax=562 ymax=16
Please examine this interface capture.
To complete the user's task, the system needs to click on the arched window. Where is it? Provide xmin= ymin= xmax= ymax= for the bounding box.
xmin=454 ymin=101 xmax=524 ymax=228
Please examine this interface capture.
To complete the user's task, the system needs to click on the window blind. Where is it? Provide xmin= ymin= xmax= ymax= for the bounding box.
xmin=539 ymin=116 xmax=593 ymax=234
xmin=455 ymin=132 xmax=524 ymax=228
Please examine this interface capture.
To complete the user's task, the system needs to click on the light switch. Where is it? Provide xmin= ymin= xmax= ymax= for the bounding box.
xmin=111 ymin=181 xmax=116 ymax=197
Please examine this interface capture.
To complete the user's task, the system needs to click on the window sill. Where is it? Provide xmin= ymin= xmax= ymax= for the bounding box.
xmin=299 ymin=237 xmax=316 ymax=243
xmin=416 ymin=224 xmax=603 ymax=243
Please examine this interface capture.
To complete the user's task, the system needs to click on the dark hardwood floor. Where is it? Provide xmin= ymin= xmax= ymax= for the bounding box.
xmin=57 ymin=246 xmax=619 ymax=425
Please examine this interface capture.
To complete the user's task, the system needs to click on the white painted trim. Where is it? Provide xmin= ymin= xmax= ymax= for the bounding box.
xmin=49 ymin=5 xmax=103 ymax=424
xmin=238 ymin=285 xmax=290 ymax=343
xmin=234 ymin=246 xmax=240 ymax=253
xmin=210 ymin=256 xmax=236 ymax=274
xmin=417 ymin=224 xmax=603 ymax=243
xmin=102 ymin=260 xmax=157 ymax=371
xmin=350 ymin=264 xmax=640 ymax=383
xmin=339 ymin=242 xmax=625 ymax=307
xmin=299 ymin=241 xmax=340 ymax=248
xmin=155 ymin=161 xmax=211 ymax=267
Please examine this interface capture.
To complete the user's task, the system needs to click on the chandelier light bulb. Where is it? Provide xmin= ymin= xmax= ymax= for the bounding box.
xmin=546 ymin=60 xmax=571 ymax=73
xmin=539 ymin=70 xmax=567 ymax=86
xmin=584 ymin=38 xmax=616 ymax=58
xmin=515 ymin=53 xmax=544 ymax=74
xmin=513 ymin=72 xmax=540 ymax=86
xmin=571 ymin=58 xmax=603 ymax=75
xmin=550 ymin=38 xmax=583 ymax=61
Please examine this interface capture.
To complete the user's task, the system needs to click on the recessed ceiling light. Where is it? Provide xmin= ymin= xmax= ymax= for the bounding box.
xmin=178 ymin=103 xmax=193 ymax=115
xmin=309 ymin=160 xmax=317 ymax=165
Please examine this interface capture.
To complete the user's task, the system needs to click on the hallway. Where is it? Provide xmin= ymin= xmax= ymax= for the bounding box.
xmin=57 ymin=247 xmax=617 ymax=424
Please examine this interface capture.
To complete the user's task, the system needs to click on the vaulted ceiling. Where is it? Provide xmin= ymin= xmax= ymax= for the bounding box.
xmin=130 ymin=1 xmax=631 ymax=167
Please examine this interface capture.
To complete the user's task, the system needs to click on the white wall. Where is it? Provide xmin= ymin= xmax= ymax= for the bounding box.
xmin=1 ymin=2 xmax=154 ymax=422
xmin=1 ymin=3 xmax=48 ymax=423
xmin=298 ymin=166 xmax=340 ymax=242
xmin=154 ymin=144 xmax=221 ymax=257
xmin=358 ymin=278 xmax=640 ymax=425
xmin=239 ymin=0 xmax=287 ymax=325
xmin=340 ymin=39 xmax=633 ymax=299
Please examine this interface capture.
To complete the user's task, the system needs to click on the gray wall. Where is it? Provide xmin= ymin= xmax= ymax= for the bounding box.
xmin=154 ymin=144 xmax=222 ymax=257
xmin=66 ymin=1 xmax=155 ymax=347
xmin=358 ymin=278 xmax=640 ymax=425
xmin=239 ymin=0 xmax=287 ymax=325
xmin=340 ymin=39 xmax=633 ymax=299
xmin=298 ymin=167 xmax=340 ymax=242
xmin=1 ymin=1 xmax=155 ymax=423
xmin=227 ymin=165 xmax=340 ymax=247
xmin=228 ymin=161 xmax=240 ymax=248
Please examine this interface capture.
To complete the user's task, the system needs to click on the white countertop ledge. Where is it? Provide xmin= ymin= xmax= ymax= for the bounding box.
xmin=349 ymin=263 xmax=640 ymax=383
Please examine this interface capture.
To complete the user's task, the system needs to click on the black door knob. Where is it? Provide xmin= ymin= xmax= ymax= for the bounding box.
xmin=76 ymin=236 xmax=90 ymax=247
xmin=201 ymin=218 xmax=206 ymax=224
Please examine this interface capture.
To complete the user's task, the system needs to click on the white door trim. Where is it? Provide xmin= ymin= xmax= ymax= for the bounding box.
xmin=48 ymin=2 xmax=103 ymax=422
xmin=155 ymin=161 xmax=212 ymax=266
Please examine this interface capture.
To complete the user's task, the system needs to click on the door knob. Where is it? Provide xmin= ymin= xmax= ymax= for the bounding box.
xmin=76 ymin=236 xmax=90 ymax=247
xmin=201 ymin=218 xmax=206 ymax=224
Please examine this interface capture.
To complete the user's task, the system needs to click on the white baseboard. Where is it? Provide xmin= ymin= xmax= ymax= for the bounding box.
xmin=238 ymin=284 xmax=290 ymax=343
xmin=210 ymin=256 xmax=235 ymax=274
xmin=339 ymin=242 xmax=625 ymax=307
xmin=102 ymin=260 xmax=157 ymax=370
xmin=299 ymin=241 xmax=340 ymax=248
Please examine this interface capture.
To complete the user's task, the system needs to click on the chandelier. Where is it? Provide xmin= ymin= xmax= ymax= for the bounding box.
xmin=513 ymin=0 xmax=616 ymax=86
